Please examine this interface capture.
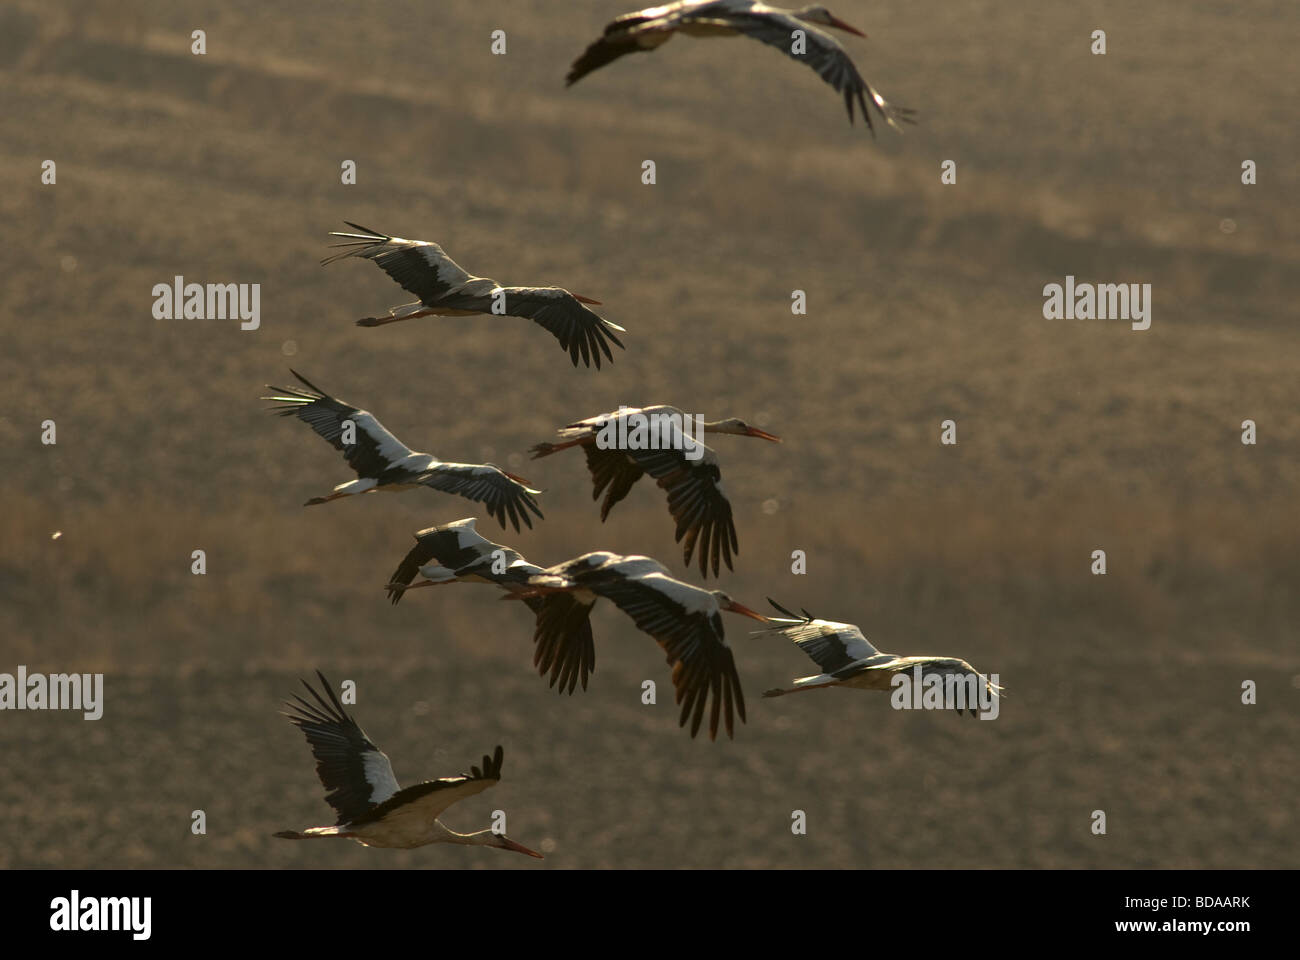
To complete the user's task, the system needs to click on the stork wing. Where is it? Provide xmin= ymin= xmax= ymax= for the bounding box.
xmin=857 ymin=656 xmax=1001 ymax=716
xmin=348 ymin=745 xmax=505 ymax=827
xmin=526 ymin=592 xmax=597 ymax=695
xmin=418 ymin=463 xmax=544 ymax=533
xmin=321 ymin=222 xmax=475 ymax=302
xmin=494 ymin=287 xmax=626 ymax=369
xmin=264 ymin=370 xmax=416 ymax=481
xmin=760 ymin=604 xmax=882 ymax=674
xmin=385 ymin=519 xmax=504 ymax=604
xmin=731 ymin=12 xmax=914 ymax=131
xmin=282 ymin=671 xmax=400 ymax=825
xmin=583 ymin=565 xmax=745 ymax=739
xmin=565 ymin=8 xmax=681 ymax=86
xmin=629 ymin=446 xmax=737 ymax=577
xmin=582 ymin=445 xmax=647 ymax=520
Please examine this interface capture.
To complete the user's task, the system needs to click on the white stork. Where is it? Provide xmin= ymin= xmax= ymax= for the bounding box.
xmin=530 ymin=405 xmax=780 ymax=577
xmin=566 ymin=1 xmax=915 ymax=133
xmin=274 ymin=671 xmax=543 ymax=856
xmin=322 ymin=223 xmax=627 ymax=369
xmin=759 ymin=600 xmax=1003 ymax=714
xmin=263 ymin=370 xmax=543 ymax=532
xmin=521 ymin=552 xmax=768 ymax=739
xmin=384 ymin=518 xmax=597 ymax=694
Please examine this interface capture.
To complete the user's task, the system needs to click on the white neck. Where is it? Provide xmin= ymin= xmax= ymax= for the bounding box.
xmin=444 ymin=827 xmax=500 ymax=848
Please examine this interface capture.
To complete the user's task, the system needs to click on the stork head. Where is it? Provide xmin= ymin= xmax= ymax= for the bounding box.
xmin=795 ymin=5 xmax=867 ymax=37
xmin=712 ymin=592 xmax=771 ymax=622
xmin=703 ymin=418 xmax=782 ymax=442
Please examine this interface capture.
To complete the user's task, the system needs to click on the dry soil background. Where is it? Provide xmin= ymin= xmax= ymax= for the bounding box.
xmin=0 ymin=0 xmax=1296 ymax=868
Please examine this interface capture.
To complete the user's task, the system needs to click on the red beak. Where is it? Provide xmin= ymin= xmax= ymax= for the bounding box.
xmin=500 ymin=837 xmax=544 ymax=858
xmin=745 ymin=427 xmax=782 ymax=443
xmin=828 ymin=16 xmax=867 ymax=38
xmin=726 ymin=600 xmax=771 ymax=623
xmin=573 ymin=294 xmax=603 ymax=305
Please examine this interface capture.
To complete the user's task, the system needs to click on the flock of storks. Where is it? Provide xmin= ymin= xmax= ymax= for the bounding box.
xmin=272 ymin=1 xmax=996 ymax=857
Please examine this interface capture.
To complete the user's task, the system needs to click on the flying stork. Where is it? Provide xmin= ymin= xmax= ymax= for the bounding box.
xmin=566 ymin=1 xmax=915 ymax=133
xmin=759 ymin=600 xmax=1002 ymax=714
xmin=263 ymin=370 xmax=543 ymax=532
xmin=274 ymin=671 xmax=543 ymax=856
xmin=530 ymin=405 xmax=780 ymax=577
xmin=520 ymin=552 xmax=768 ymax=739
xmin=322 ymin=223 xmax=626 ymax=369
xmin=385 ymin=518 xmax=597 ymax=695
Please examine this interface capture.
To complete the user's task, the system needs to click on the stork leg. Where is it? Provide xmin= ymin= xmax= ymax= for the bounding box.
xmin=385 ymin=579 xmax=451 ymax=592
xmin=356 ymin=308 xmax=438 ymax=328
xmin=304 ymin=492 xmax=351 ymax=506
xmin=530 ymin=437 xmax=590 ymax=459
xmin=761 ymin=681 xmax=842 ymax=699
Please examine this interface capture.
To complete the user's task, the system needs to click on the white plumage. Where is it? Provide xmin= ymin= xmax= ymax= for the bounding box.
xmin=760 ymin=600 xmax=1003 ymax=715
xmin=263 ymin=370 xmax=543 ymax=532
xmin=567 ymin=1 xmax=915 ymax=133
xmin=275 ymin=671 xmax=542 ymax=856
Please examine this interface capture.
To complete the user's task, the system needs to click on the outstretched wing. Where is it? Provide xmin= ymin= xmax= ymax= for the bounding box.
xmin=385 ymin=519 xmax=503 ymax=604
xmin=326 ymin=224 xmax=624 ymax=369
xmin=731 ymin=12 xmax=914 ymax=132
xmin=527 ymin=593 xmax=597 ymax=695
xmin=282 ymin=671 xmax=400 ymax=825
xmin=582 ymin=561 xmax=745 ymax=740
xmin=321 ymin=222 xmax=476 ymax=304
xmin=263 ymin=369 xmax=416 ymax=481
xmin=418 ymin=463 xmax=544 ymax=533
xmin=582 ymin=445 xmax=646 ymax=520
xmin=761 ymin=600 xmax=882 ymax=674
xmin=629 ymin=445 xmax=737 ymax=578
xmin=348 ymin=745 xmax=504 ymax=826
xmin=495 ymin=287 xmax=626 ymax=369
xmin=859 ymin=656 xmax=1001 ymax=717
xmin=565 ymin=8 xmax=682 ymax=86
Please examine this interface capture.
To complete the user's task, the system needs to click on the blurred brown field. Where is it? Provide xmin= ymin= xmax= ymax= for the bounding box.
xmin=0 ymin=0 xmax=1296 ymax=868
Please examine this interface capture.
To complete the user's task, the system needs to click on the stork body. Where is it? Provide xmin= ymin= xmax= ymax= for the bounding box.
xmin=322 ymin=224 xmax=626 ymax=369
xmin=530 ymin=405 xmax=779 ymax=577
xmin=522 ymin=552 xmax=767 ymax=739
xmin=567 ymin=1 xmax=914 ymax=133
xmin=263 ymin=370 xmax=543 ymax=532
xmin=385 ymin=518 xmax=597 ymax=694
xmin=275 ymin=672 xmax=542 ymax=856
xmin=760 ymin=600 xmax=1002 ymax=715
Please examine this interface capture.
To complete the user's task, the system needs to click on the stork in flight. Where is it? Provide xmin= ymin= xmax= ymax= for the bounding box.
xmin=263 ymin=370 xmax=543 ymax=532
xmin=322 ymin=223 xmax=626 ymax=369
xmin=384 ymin=518 xmax=597 ymax=695
xmin=520 ymin=552 xmax=768 ymax=739
xmin=566 ymin=1 xmax=915 ymax=133
xmin=759 ymin=600 xmax=1002 ymax=715
xmin=274 ymin=671 xmax=542 ymax=856
xmin=530 ymin=405 xmax=780 ymax=577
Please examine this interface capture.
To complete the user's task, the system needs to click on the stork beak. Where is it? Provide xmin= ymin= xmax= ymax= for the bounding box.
xmin=726 ymin=600 xmax=771 ymax=623
xmin=499 ymin=836 xmax=544 ymax=859
xmin=828 ymin=16 xmax=867 ymax=38
xmin=573 ymin=294 xmax=603 ymax=305
xmin=745 ymin=427 xmax=782 ymax=443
